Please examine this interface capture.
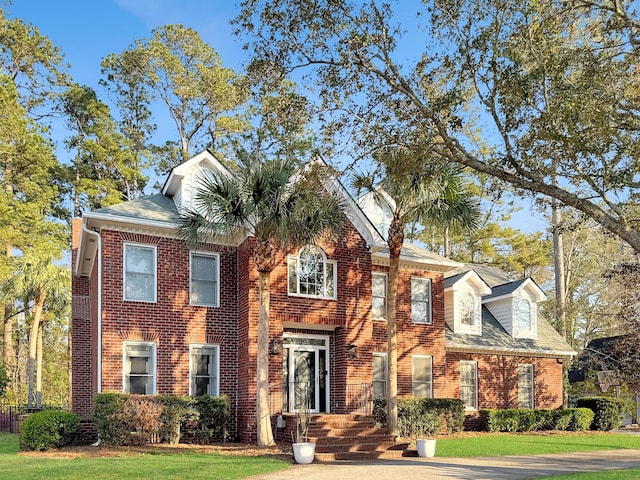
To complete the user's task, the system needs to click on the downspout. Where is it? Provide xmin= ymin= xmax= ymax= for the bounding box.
xmin=81 ymin=223 xmax=102 ymax=393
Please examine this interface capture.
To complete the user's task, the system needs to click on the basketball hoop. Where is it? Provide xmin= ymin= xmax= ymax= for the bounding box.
xmin=597 ymin=370 xmax=620 ymax=393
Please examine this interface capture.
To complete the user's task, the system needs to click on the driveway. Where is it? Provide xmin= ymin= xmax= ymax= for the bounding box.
xmin=251 ymin=449 xmax=640 ymax=480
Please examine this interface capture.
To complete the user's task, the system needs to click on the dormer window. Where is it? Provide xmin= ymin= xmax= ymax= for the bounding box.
xmin=460 ymin=292 xmax=476 ymax=326
xmin=518 ymin=298 xmax=532 ymax=331
xmin=288 ymin=245 xmax=336 ymax=299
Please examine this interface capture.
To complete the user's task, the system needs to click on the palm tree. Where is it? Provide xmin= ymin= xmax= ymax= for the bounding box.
xmin=9 ymin=248 xmax=70 ymax=408
xmin=353 ymin=147 xmax=480 ymax=434
xmin=178 ymin=154 xmax=344 ymax=446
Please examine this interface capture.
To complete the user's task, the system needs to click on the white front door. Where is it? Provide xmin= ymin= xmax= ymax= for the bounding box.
xmin=283 ymin=334 xmax=329 ymax=413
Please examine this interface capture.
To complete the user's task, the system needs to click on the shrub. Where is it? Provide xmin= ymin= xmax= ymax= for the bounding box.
xmin=93 ymin=392 xmax=129 ymax=445
xmin=192 ymin=395 xmax=231 ymax=442
xmin=517 ymin=409 xmax=537 ymax=432
xmin=552 ymin=409 xmax=573 ymax=431
xmin=576 ymin=397 xmax=624 ymax=431
xmin=569 ymin=408 xmax=595 ymax=432
xmin=122 ymin=395 xmax=163 ymax=445
xmin=397 ymin=399 xmax=439 ymax=438
xmin=21 ymin=410 xmax=79 ymax=451
xmin=157 ymin=395 xmax=198 ymax=444
xmin=372 ymin=398 xmax=387 ymax=429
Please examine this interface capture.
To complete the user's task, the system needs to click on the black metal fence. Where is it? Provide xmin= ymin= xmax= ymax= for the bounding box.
xmin=0 ymin=405 xmax=67 ymax=433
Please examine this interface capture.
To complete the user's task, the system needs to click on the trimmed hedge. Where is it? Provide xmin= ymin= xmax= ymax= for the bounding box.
xmin=93 ymin=393 xmax=230 ymax=446
xmin=21 ymin=410 xmax=80 ymax=451
xmin=576 ymin=397 xmax=624 ymax=431
xmin=480 ymin=408 xmax=595 ymax=432
xmin=375 ymin=398 xmax=465 ymax=436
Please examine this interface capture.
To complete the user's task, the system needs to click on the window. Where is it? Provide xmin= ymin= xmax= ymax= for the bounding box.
xmin=460 ymin=361 xmax=478 ymax=409
xmin=288 ymin=245 xmax=336 ymax=298
xmin=372 ymin=353 xmax=387 ymax=399
xmin=518 ymin=364 xmax=534 ymax=409
xmin=123 ymin=342 xmax=155 ymax=394
xmin=190 ymin=252 xmax=219 ymax=306
xmin=190 ymin=345 xmax=219 ymax=396
xmin=412 ymin=355 xmax=433 ymax=398
xmin=411 ymin=277 xmax=432 ymax=324
xmin=372 ymin=273 xmax=387 ymax=320
xmin=460 ymin=291 xmax=476 ymax=326
xmin=517 ymin=298 xmax=532 ymax=331
xmin=123 ymin=244 xmax=156 ymax=302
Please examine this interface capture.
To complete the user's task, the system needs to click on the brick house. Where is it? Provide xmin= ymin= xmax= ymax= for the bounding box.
xmin=71 ymin=150 xmax=575 ymax=442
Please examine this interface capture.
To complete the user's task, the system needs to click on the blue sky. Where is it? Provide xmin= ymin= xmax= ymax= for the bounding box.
xmin=7 ymin=0 xmax=547 ymax=234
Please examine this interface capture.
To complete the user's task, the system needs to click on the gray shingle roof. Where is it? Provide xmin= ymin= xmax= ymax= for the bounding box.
xmin=483 ymin=278 xmax=528 ymax=299
xmin=376 ymin=242 xmax=461 ymax=267
xmin=446 ymin=307 xmax=576 ymax=356
xmin=90 ymin=194 xmax=180 ymax=224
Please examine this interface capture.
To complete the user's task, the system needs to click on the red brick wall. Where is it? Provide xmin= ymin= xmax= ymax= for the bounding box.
xmin=445 ymin=352 xmax=564 ymax=410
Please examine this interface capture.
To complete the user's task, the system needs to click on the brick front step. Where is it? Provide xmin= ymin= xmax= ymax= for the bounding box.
xmin=314 ymin=444 xmax=413 ymax=462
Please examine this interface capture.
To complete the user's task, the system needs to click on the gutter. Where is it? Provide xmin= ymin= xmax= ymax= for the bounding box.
xmin=81 ymin=222 xmax=102 ymax=393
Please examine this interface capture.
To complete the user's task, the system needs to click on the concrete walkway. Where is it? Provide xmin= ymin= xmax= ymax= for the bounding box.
xmin=251 ymin=449 xmax=640 ymax=480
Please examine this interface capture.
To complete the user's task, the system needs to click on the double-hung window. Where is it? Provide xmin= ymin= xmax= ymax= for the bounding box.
xmin=288 ymin=245 xmax=336 ymax=299
xmin=372 ymin=273 xmax=387 ymax=320
xmin=460 ymin=361 xmax=478 ymax=410
xmin=411 ymin=277 xmax=432 ymax=324
xmin=518 ymin=364 xmax=534 ymax=409
xmin=190 ymin=252 xmax=219 ymax=307
xmin=372 ymin=353 xmax=387 ymax=399
xmin=412 ymin=355 xmax=433 ymax=398
xmin=190 ymin=345 xmax=219 ymax=396
xmin=123 ymin=243 xmax=156 ymax=302
xmin=123 ymin=342 xmax=156 ymax=394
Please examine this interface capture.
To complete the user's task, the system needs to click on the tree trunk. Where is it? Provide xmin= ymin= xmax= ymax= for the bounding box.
xmin=386 ymin=216 xmax=404 ymax=435
xmin=4 ymin=245 xmax=15 ymax=375
xmin=36 ymin=321 xmax=43 ymax=408
xmin=551 ymin=197 xmax=567 ymax=340
xmin=27 ymin=286 xmax=45 ymax=409
xmin=256 ymin=270 xmax=275 ymax=447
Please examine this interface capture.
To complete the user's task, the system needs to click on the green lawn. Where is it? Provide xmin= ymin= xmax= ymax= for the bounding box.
xmin=546 ymin=470 xmax=640 ymax=479
xmin=0 ymin=434 xmax=290 ymax=480
xmin=435 ymin=432 xmax=640 ymax=457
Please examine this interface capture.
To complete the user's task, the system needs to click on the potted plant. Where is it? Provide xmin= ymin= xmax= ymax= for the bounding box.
xmin=415 ymin=409 xmax=439 ymax=458
xmin=291 ymin=384 xmax=315 ymax=464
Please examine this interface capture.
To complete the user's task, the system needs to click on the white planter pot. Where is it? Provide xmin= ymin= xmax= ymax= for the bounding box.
xmin=416 ymin=438 xmax=436 ymax=458
xmin=292 ymin=442 xmax=316 ymax=464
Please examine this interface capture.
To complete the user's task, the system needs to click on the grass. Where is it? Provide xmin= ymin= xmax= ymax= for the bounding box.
xmin=0 ymin=434 xmax=290 ymax=480
xmin=546 ymin=470 xmax=640 ymax=479
xmin=435 ymin=432 xmax=640 ymax=457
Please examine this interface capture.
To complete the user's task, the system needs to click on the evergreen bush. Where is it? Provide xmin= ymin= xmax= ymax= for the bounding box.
xmin=21 ymin=410 xmax=79 ymax=451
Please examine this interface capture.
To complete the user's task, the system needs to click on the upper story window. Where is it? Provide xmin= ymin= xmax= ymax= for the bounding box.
xmin=460 ymin=291 xmax=476 ymax=326
xmin=372 ymin=273 xmax=387 ymax=320
xmin=517 ymin=298 xmax=532 ymax=331
xmin=190 ymin=252 xmax=219 ymax=307
xmin=123 ymin=243 xmax=156 ymax=302
xmin=288 ymin=245 xmax=336 ymax=299
xmin=123 ymin=342 xmax=156 ymax=395
xmin=411 ymin=277 xmax=432 ymax=324
xmin=190 ymin=344 xmax=219 ymax=396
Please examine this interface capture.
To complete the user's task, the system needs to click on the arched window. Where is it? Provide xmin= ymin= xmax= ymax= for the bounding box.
xmin=288 ymin=245 xmax=336 ymax=298
xmin=518 ymin=298 xmax=532 ymax=331
xmin=460 ymin=292 xmax=476 ymax=326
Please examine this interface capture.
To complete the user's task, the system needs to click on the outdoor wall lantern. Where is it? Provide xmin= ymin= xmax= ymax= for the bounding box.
xmin=347 ymin=343 xmax=357 ymax=359
xmin=269 ymin=338 xmax=281 ymax=356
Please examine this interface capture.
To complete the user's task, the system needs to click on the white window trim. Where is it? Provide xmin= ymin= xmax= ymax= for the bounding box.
xmin=518 ymin=363 xmax=535 ymax=409
xmin=372 ymin=272 xmax=388 ymax=320
xmin=123 ymin=242 xmax=157 ymax=303
xmin=122 ymin=341 xmax=156 ymax=395
xmin=412 ymin=354 xmax=433 ymax=399
xmin=189 ymin=344 xmax=220 ymax=396
xmin=189 ymin=251 xmax=220 ymax=307
xmin=411 ymin=277 xmax=432 ymax=324
xmin=287 ymin=246 xmax=337 ymax=300
xmin=372 ymin=352 xmax=388 ymax=399
xmin=460 ymin=360 xmax=478 ymax=410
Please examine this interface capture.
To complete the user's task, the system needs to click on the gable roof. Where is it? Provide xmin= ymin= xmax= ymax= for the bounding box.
xmin=443 ymin=269 xmax=492 ymax=295
xmin=87 ymin=194 xmax=180 ymax=225
xmin=373 ymin=242 xmax=461 ymax=271
xmin=446 ymin=306 xmax=576 ymax=358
